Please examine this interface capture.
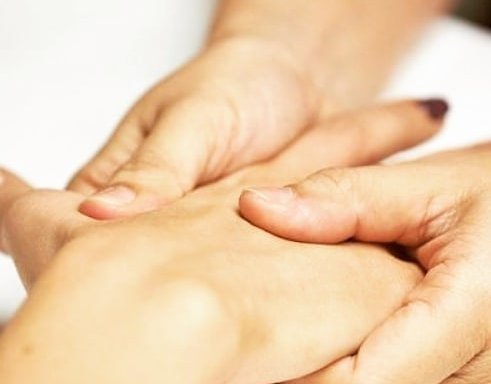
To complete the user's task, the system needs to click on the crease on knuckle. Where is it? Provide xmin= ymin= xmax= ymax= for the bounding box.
xmin=446 ymin=350 xmax=491 ymax=384
xmin=417 ymin=191 xmax=468 ymax=245
xmin=296 ymin=167 xmax=359 ymax=201
xmin=72 ymin=164 xmax=114 ymax=191
xmin=198 ymin=91 xmax=243 ymax=177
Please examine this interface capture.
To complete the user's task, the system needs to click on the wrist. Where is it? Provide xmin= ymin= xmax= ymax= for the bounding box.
xmin=208 ymin=0 xmax=451 ymax=109
xmin=208 ymin=1 xmax=333 ymax=77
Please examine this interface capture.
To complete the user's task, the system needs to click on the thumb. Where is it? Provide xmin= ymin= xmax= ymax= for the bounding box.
xmin=77 ymin=98 xmax=216 ymax=220
xmin=240 ymin=166 xmax=462 ymax=250
xmin=239 ymin=100 xmax=452 ymax=246
xmin=326 ymin=205 xmax=491 ymax=384
xmin=78 ymin=94 xmax=303 ymax=220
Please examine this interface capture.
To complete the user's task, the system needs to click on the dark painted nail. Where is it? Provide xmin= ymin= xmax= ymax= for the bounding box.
xmin=418 ymin=98 xmax=450 ymax=120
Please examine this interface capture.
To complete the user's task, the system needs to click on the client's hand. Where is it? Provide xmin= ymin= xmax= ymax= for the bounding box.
xmin=240 ymin=137 xmax=491 ymax=383
xmin=0 ymin=101 xmax=438 ymax=383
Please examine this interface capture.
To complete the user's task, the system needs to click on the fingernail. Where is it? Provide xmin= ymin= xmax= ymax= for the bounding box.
xmin=243 ymin=187 xmax=296 ymax=205
xmin=418 ymin=98 xmax=450 ymax=120
xmin=0 ymin=170 xmax=4 ymax=186
xmin=89 ymin=185 xmax=136 ymax=206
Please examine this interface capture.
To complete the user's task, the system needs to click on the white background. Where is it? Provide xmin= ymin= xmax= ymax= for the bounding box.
xmin=0 ymin=0 xmax=490 ymax=322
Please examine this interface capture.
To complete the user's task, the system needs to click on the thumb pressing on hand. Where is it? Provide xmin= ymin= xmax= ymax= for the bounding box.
xmin=239 ymin=115 xmax=491 ymax=383
xmin=239 ymin=99 xmax=450 ymax=245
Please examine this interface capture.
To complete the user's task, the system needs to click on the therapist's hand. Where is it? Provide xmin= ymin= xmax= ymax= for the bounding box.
xmin=0 ymin=101 xmax=435 ymax=384
xmin=68 ymin=0 xmax=450 ymax=220
xmin=240 ymin=136 xmax=491 ymax=384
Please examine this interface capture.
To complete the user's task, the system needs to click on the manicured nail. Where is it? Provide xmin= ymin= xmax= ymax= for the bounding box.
xmin=418 ymin=98 xmax=449 ymax=120
xmin=89 ymin=185 xmax=136 ymax=206
xmin=243 ymin=187 xmax=296 ymax=205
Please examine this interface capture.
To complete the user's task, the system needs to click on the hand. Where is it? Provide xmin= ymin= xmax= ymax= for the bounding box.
xmin=0 ymin=101 xmax=435 ymax=383
xmin=2 ymin=99 xmax=439 ymax=284
xmin=240 ymin=123 xmax=491 ymax=384
xmin=67 ymin=0 xmax=450 ymax=220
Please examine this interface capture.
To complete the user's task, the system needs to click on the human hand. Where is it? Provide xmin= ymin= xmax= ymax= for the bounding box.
xmin=68 ymin=0 xmax=449 ymax=220
xmin=2 ymin=99 xmax=439 ymax=284
xmin=240 ymin=123 xmax=491 ymax=384
xmin=0 ymin=101 xmax=436 ymax=383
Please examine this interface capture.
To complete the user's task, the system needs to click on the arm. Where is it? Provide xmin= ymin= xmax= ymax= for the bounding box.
xmin=211 ymin=0 xmax=453 ymax=105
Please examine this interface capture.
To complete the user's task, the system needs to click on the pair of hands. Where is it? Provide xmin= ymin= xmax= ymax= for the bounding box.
xmin=2 ymin=1 xmax=484 ymax=380
xmin=0 ymin=100 xmax=437 ymax=383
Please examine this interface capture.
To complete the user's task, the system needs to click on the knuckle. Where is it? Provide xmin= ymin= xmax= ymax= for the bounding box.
xmin=113 ymin=157 xmax=185 ymax=199
xmin=120 ymin=149 xmax=165 ymax=174
xmin=157 ymin=278 xmax=236 ymax=331
xmin=296 ymin=167 xmax=360 ymax=199
xmin=71 ymin=164 xmax=114 ymax=191
xmin=142 ymin=276 xmax=243 ymax=354
xmin=55 ymin=244 xmax=241 ymax=346
xmin=445 ymin=350 xmax=491 ymax=384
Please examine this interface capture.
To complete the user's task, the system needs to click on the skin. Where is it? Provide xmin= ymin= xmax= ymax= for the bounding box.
xmin=240 ymin=143 xmax=491 ymax=384
xmin=0 ymin=101 xmax=438 ymax=383
xmin=66 ymin=0 xmax=452 ymax=219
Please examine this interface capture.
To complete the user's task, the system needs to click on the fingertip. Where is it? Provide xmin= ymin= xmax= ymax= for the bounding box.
xmin=417 ymin=98 xmax=450 ymax=121
xmin=239 ymin=187 xmax=294 ymax=224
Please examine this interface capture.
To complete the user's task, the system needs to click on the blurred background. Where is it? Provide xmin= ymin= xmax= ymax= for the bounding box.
xmin=457 ymin=0 xmax=491 ymax=28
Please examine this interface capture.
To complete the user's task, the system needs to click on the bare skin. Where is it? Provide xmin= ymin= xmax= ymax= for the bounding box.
xmin=67 ymin=0 xmax=452 ymax=219
xmin=0 ymin=101 xmax=438 ymax=383
xmin=241 ymin=142 xmax=491 ymax=383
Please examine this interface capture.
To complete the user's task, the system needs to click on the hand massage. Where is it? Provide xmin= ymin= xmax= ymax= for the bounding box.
xmin=0 ymin=1 xmax=490 ymax=383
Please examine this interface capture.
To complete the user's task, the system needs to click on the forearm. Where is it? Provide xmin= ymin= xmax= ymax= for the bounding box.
xmin=210 ymin=0 xmax=454 ymax=106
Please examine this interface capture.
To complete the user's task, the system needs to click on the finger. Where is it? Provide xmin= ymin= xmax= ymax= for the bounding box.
xmin=300 ymin=201 xmax=491 ymax=384
xmin=246 ymin=98 xmax=447 ymax=185
xmin=441 ymin=348 xmax=491 ymax=384
xmin=1 ymin=170 xmax=94 ymax=287
xmin=78 ymin=97 xmax=235 ymax=219
xmin=287 ymin=352 xmax=491 ymax=384
xmin=349 ymin=254 xmax=488 ymax=384
xmin=78 ymin=74 xmax=327 ymax=221
xmin=240 ymin=100 xmax=453 ymax=246
xmin=289 ymin=260 xmax=488 ymax=384
xmin=67 ymin=114 xmax=144 ymax=195
xmin=287 ymin=348 xmax=491 ymax=384
xmin=285 ymin=356 xmax=354 ymax=384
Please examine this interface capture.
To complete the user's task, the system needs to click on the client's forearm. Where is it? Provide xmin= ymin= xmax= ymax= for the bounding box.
xmin=210 ymin=0 xmax=454 ymax=106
